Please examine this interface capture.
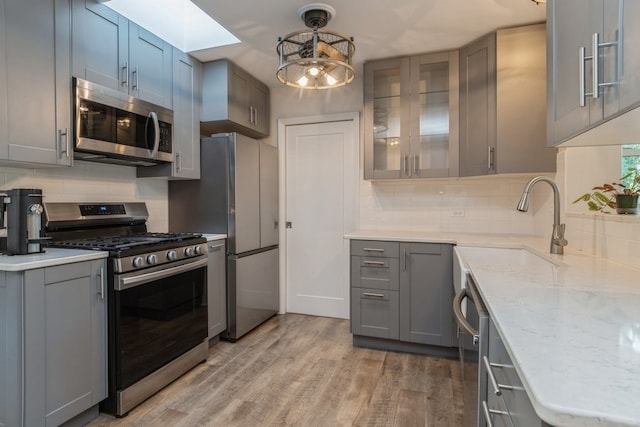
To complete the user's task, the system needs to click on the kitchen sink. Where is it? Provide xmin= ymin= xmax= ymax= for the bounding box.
xmin=455 ymin=246 xmax=561 ymax=268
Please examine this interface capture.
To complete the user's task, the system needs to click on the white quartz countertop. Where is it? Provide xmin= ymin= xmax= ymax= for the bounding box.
xmin=346 ymin=230 xmax=640 ymax=426
xmin=0 ymin=248 xmax=108 ymax=271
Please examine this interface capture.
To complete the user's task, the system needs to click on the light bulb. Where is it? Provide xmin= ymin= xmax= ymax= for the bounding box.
xmin=326 ymin=74 xmax=337 ymax=86
xmin=297 ymin=75 xmax=309 ymax=87
xmin=308 ymin=67 xmax=320 ymax=76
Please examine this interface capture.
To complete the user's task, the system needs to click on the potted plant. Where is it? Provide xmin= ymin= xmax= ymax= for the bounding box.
xmin=573 ymin=168 xmax=640 ymax=214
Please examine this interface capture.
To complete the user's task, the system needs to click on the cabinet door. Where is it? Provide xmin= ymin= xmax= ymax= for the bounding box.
xmin=410 ymin=51 xmax=459 ymax=178
xmin=399 ymin=243 xmax=454 ymax=346
xmin=207 ymin=241 xmax=227 ymax=338
xmin=547 ymin=0 xmax=602 ymax=145
xmin=89 ymin=260 xmax=108 ymax=405
xmin=459 ymin=33 xmax=496 ymax=177
xmin=128 ymin=22 xmax=173 ymax=108
xmin=1 ymin=0 xmax=72 ymax=166
xmin=172 ymin=49 xmax=201 ymax=179
xmin=364 ymin=57 xmax=411 ymax=179
xmin=252 ymin=79 xmax=270 ymax=135
xmin=228 ymin=63 xmax=253 ymax=128
xmin=72 ymin=0 xmax=128 ymax=92
xmin=608 ymin=1 xmax=640 ymax=116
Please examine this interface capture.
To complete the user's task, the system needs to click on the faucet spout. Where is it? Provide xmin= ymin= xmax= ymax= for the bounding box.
xmin=517 ymin=176 xmax=567 ymax=255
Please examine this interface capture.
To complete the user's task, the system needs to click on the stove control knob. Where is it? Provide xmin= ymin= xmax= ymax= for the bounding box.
xmin=184 ymin=247 xmax=194 ymax=257
xmin=194 ymin=245 xmax=202 ymax=255
xmin=132 ymin=256 xmax=144 ymax=268
xmin=166 ymin=250 xmax=177 ymax=261
xmin=147 ymin=254 xmax=158 ymax=265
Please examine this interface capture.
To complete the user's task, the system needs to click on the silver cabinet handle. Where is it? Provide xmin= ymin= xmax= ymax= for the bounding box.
xmin=402 ymin=248 xmax=407 ymax=271
xmin=579 ymin=46 xmax=587 ymax=107
xmin=122 ymin=62 xmax=129 ymax=88
xmin=363 ymin=247 xmax=384 ymax=253
xmin=175 ymin=151 xmax=181 ymax=172
xmin=362 ymin=292 xmax=385 ymax=298
xmin=483 ymin=356 xmax=502 ymax=396
xmin=413 ymin=155 xmax=419 ymax=176
xmin=363 ymin=260 xmax=385 ymax=266
xmin=58 ymin=128 xmax=69 ymax=159
xmin=98 ymin=267 xmax=104 ymax=300
xmin=592 ymin=32 xmax=618 ymax=99
xmin=482 ymin=400 xmax=510 ymax=427
xmin=209 ymin=243 xmax=225 ymax=249
xmin=488 ymin=146 xmax=495 ymax=171
xmin=132 ymin=66 xmax=139 ymax=90
xmin=403 ymin=155 xmax=409 ymax=176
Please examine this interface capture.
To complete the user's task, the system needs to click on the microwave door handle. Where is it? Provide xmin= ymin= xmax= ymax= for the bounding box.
xmin=147 ymin=111 xmax=160 ymax=158
xmin=453 ymin=288 xmax=479 ymax=339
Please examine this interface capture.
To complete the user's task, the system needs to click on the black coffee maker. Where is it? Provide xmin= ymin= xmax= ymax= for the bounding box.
xmin=0 ymin=189 xmax=49 ymax=255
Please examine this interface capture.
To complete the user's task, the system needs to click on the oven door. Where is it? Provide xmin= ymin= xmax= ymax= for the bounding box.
xmin=112 ymin=257 xmax=208 ymax=390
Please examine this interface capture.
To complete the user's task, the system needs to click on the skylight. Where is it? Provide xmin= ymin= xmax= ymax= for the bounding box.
xmin=103 ymin=0 xmax=240 ymax=52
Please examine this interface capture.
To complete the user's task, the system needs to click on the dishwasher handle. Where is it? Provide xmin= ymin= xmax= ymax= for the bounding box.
xmin=453 ymin=288 xmax=479 ymax=344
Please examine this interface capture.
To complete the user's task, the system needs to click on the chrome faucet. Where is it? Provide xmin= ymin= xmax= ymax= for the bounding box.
xmin=517 ymin=176 xmax=568 ymax=255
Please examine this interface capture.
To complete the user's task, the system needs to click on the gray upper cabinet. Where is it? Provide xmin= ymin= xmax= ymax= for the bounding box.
xmin=459 ymin=24 xmax=556 ymax=176
xmin=399 ymin=242 xmax=454 ymax=347
xmin=201 ymin=60 xmax=271 ymax=139
xmin=0 ymin=0 xmax=72 ymax=167
xmin=364 ymin=51 xmax=460 ymax=180
xmin=138 ymin=48 xmax=202 ymax=180
xmin=547 ymin=0 xmax=640 ymax=146
xmin=1 ymin=259 xmax=107 ymax=426
xmin=72 ymin=0 xmax=173 ymax=109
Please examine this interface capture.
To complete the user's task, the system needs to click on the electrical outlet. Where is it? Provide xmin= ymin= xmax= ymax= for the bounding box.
xmin=450 ymin=208 xmax=465 ymax=218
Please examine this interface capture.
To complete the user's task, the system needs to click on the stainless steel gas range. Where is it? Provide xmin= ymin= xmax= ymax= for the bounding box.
xmin=44 ymin=202 xmax=208 ymax=417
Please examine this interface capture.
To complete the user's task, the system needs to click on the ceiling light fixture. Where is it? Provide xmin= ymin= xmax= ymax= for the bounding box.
xmin=276 ymin=3 xmax=355 ymax=90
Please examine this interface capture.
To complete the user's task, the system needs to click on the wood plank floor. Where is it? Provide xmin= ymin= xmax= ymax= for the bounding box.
xmin=88 ymin=314 xmax=464 ymax=426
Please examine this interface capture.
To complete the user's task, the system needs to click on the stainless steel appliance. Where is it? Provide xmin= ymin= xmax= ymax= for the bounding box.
xmin=169 ymin=132 xmax=279 ymax=342
xmin=453 ymin=247 xmax=489 ymax=427
xmin=0 ymin=188 xmax=49 ymax=255
xmin=73 ymin=77 xmax=173 ymax=166
xmin=44 ymin=202 xmax=208 ymax=417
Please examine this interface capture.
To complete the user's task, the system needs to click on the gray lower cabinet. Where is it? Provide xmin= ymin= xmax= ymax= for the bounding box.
xmin=0 ymin=259 xmax=107 ymax=427
xmin=399 ymin=242 xmax=454 ymax=347
xmin=207 ymin=240 xmax=227 ymax=339
xmin=459 ymin=24 xmax=556 ymax=176
xmin=0 ymin=0 xmax=72 ymax=167
xmin=486 ymin=319 xmax=550 ymax=427
xmin=350 ymin=240 xmax=455 ymax=349
xmin=72 ymin=0 xmax=173 ymax=108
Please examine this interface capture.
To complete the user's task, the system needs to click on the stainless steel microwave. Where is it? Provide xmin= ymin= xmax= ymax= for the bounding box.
xmin=73 ymin=77 xmax=173 ymax=166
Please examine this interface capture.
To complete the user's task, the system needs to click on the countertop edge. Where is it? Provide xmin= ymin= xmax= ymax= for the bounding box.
xmin=0 ymin=249 xmax=109 ymax=271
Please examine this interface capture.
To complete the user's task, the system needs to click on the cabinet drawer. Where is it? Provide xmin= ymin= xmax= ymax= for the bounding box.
xmin=351 ymin=256 xmax=399 ymax=290
xmin=44 ymin=261 xmax=92 ymax=284
xmin=350 ymin=288 xmax=399 ymax=340
xmin=350 ymin=240 xmax=399 ymax=258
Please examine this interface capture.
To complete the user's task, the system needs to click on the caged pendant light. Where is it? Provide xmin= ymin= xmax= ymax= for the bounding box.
xmin=276 ymin=3 xmax=355 ymax=89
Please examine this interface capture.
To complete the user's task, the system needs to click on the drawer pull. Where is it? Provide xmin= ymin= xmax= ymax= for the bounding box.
xmin=362 ymin=260 xmax=385 ymax=266
xmin=362 ymin=292 xmax=385 ymax=298
xmin=483 ymin=356 xmax=502 ymax=396
xmin=482 ymin=400 xmax=509 ymax=427
xmin=362 ymin=247 xmax=384 ymax=252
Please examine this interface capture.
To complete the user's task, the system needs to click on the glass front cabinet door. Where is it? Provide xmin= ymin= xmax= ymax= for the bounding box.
xmin=364 ymin=51 xmax=459 ymax=179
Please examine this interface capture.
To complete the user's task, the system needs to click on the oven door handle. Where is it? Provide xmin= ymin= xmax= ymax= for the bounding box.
xmin=453 ymin=288 xmax=479 ymax=342
xmin=115 ymin=258 xmax=208 ymax=291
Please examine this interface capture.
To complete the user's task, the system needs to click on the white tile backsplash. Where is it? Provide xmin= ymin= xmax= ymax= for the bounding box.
xmin=0 ymin=161 xmax=168 ymax=231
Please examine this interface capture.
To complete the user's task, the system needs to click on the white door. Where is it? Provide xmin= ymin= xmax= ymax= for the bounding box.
xmin=283 ymin=115 xmax=358 ymax=319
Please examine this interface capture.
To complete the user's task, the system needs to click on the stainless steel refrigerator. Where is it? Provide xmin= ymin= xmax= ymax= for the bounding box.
xmin=168 ymin=133 xmax=279 ymax=341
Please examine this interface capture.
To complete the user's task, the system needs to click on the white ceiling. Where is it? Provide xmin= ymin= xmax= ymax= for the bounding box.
xmin=190 ymin=0 xmax=546 ymax=88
